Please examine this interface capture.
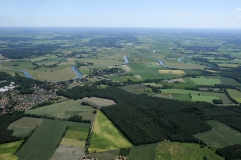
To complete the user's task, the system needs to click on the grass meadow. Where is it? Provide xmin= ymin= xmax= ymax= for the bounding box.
xmin=128 ymin=143 xmax=157 ymax=160
xmin=156 ymin=142 xmax=223 ymax=160
xmin=188 ymin=76 xmax=222 ymax=85
xmin=195 ymin=120 xmax=241 ymax=148
xmin=0 ymin=141 xmax=23 ymax=160
xmin=25 ymin=100 xmax=95 ymax=120
xmin=221 ymin=77 xmax=241 ymax=86
xmin=88 ymin=111 xmax=132 ymax=152
xmin=227 ymin=89 xmax=241 ymax=103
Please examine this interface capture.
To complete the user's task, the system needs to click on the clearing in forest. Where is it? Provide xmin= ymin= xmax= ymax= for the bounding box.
xmin=195 ymin=120 xmax=241 ymax=148
xmin=82 ymin=97 xmax=116 ymax=107
xmin=88 ymin=111 xmax=132 ymax=152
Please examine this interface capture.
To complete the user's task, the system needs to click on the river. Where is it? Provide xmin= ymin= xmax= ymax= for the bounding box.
xmin=123 ymin=55 xmax=129 ymax=64
xmin=70 ymin=66 xmax=83 ymax=79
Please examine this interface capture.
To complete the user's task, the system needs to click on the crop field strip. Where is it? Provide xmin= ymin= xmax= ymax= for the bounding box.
xmin=0 ymin=141 xmax=23 ymax=160
xmin=16 ymin=119 xmax=90 ymax=160
xmin=88 ymin=111 xmax=132 ymax=152
xmin=195 ymin=120 xmax=241 ymax=148
xmin=227 ymin=89 xmax=241 ymax=103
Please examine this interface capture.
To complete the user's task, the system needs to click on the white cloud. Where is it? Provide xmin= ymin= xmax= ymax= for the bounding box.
xmin=236 ymin=8 xmax=241 ymax=11
xmin=223 ymin=16 xmax=228 ymax=19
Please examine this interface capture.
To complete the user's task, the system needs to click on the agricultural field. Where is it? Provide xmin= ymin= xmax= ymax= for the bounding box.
xmin=128 ymin=143 xmax=157 ymax=160
xmin=158 ymin=70 xmax=185 ymax=75
xmin=87 ymin=149 xmax=119 ymax=160
xmin=227 ymin=89 xmax=241 ymax=103
xmin=188 ymin=76 xmax=222 ymax=86
xmin=25 ymin=100 xmax=95 ymax=120
xmin=221 ymin=77 xmax=241 ymax=86
xmin=8 ymin=117 xmax=43 ymax=137
xmin=88 ymin=111 xmax=132 ymax=152
xmin=107 ymin=75 xmax=142 ymax=82
xmin=195 ymin=120 xmax=241 ymax=148
xmin=156 ymin=142 xmax=224 ymax=160
xmin=82 ymin=97 xmax=116 ymax=107
xmin=16 ymin=119 xmax=90 ymax=160
xmin=52 ymin=125 xmax=89 ymax=160
xmin=173 ymin=94 xmax=192 ymax=102
xmin=152 ymin=93 xmax=173 ymax=99
xmin=0 ymin=141 xmax=23 ymax=160
xmin=121 ymin=84 xmax=150 ymax=94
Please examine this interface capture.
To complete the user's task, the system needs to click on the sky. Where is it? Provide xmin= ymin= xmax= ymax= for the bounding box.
xmin=0 ymin=0 xmax=241 ymax=28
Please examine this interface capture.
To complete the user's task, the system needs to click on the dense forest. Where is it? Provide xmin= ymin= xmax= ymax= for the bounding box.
xmin=0 ymin=112 xmax=24 ymax=144
xmin=216 ymin=144 xmax=241 ymax=160
xmin=58 ymin=85 xmax=241 ymax=146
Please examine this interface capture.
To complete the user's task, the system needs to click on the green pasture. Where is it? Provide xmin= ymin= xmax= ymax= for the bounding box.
xmin=156 ymin=142 xmax=223 ymax=160
xmin=189 ymin=76 xmax=222 ymax=85
xmin=191 ymin=95 xmax=219 ymax=103
xmin=227 ymin=89 xmax=241 ymax=103
xmin=25 ymin=100 xmax=95 ymax=121
xmin=16 ymin=119 xmax=90 ymax=160
xmin=173 ymin=94 xmax=192 ymax=102
xmin=221 ymin=77 xmax=241 ymax=86
xmin=161 ymin=89 xmax=202 ymax=95
xmin=121 ymin=84 xmax=150 ymax=94
xmin=88 ymin=111 xmax=132 ymax=152
xmin=64 ymin=126 xmax=89 ymax=140
xmin=0 ymin=141 xmax=22 ymax=160
xmin=195 ymin=120 xmax=241 ymax=148
xmin=128 ymin=143 xmax=157 ymax=160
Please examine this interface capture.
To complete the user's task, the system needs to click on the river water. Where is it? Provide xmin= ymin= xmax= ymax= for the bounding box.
xmin=123 ymin=55 xmax=129 ymax=64
xmin=70 ymin=66 xmax=83 ymax=79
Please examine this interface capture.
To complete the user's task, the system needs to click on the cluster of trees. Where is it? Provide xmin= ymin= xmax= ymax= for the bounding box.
xmin=216 ymin=144 xmax=241 ymax=160
xmin=221 ymin=67 xmax=241 ymax=83
xmin=0 ymin=44 xmax=61 ymax=59
xmin=0 ymin=112 xmax=24 ymax=144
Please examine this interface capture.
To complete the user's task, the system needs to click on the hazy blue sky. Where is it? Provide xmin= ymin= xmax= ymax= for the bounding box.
xmin=0 ymin=0 xmax=241 ymax=28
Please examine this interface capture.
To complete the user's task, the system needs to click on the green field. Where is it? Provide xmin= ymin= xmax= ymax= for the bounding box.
xmin=195 ymin=120 xmax=241 ymax=148
xmin=227 ymin=89 xmax=241 ymax=103
xmin=121 ymin=84 xmax=150 ymax=94
xmin=221 ymin=77 xmax=241 ymax=86
xmin=8 ymin=117 xmax=43 ymax=137
xmin=192 ymin=95 xmax=219 ymax=103
xmin=87 ymin=149 xmax=119 ymax=160
xmin=25 ymin=100 xmax=95 ymax=120
xmin=161 ymin=89 xmax=202 ymax=95
xmin=189 ymin=76 xmax=222 ymax=85
xmin=64 ymin=126 xmax=89 ymax=140
xmin=16 ymin=119 xmax=90 ymax=160
xmin=156 ymin=142 xmax=223 ymax=160
xmin=0 ymin=141 xmax=22 ymax=160
xmin=108 ymin=75 xmax=142 ymax=82
xmin=173 ymin=94 xmax=192 ymax=102
xmin=128 ymin=143 xmax=157 ymax=160
xmin=88 ymin=111 xmax=132 ymax=152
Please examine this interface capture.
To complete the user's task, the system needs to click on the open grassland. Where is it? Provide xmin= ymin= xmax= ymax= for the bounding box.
xmin=189 ymin=76 xmax=222 ymax=85
xmin=158 ymin=70 xmax=185 ymax=75
xmin=156 ymin=142 xmax=224 ymax=160
xmin=195 ymin=120 xmax=241 ymax=148
xmin=82 ymin=97 xmax=116 ymax=107
xmin=227 ymin=89 xmax=241 ymax=103
xmin=143 ymin=83 xmax=163 ymax=88
xmin=89 ymin=111 xmax=132 ymax=152
xmin=25 ymin=100 xmax=95 ymax=120
xmin=161 ymin=89 xmax=202 ymax=95
xmin=8 ymin=117 xmax=43 ymax=137
xmin=16 ymin=119 xmax=90 ymax=160
xmin=87 ymin=149 xmax=119 ymax=160
xmin=78 ymin=66 xmax=90 ymax=76
xmin=128 ymin=143 xmax=157 ymax=160
xmin=173 ymin=94 xmax=192 ymax=102
xmin=221 ymin=77 xmax=241 ymax=86
xmin=0 ymin=141 xmax=22 ymax=160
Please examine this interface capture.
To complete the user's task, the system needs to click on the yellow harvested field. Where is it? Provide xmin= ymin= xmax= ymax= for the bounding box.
xmin=0 ymin=153 xmax=18 ymax=160
xmin=158 ymin=70 xmax=186 ymax=75
xmin=207 ymin=70 xmax=218 ymax=73
xmin=60 ymin=138 xmax=85 ymax=148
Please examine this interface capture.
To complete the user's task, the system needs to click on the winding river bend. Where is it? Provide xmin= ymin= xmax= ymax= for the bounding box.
xmin=123 ymin=55 xmax=129 ymax=64
xmin=1 ymin=66 xmax=83 ymax=80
